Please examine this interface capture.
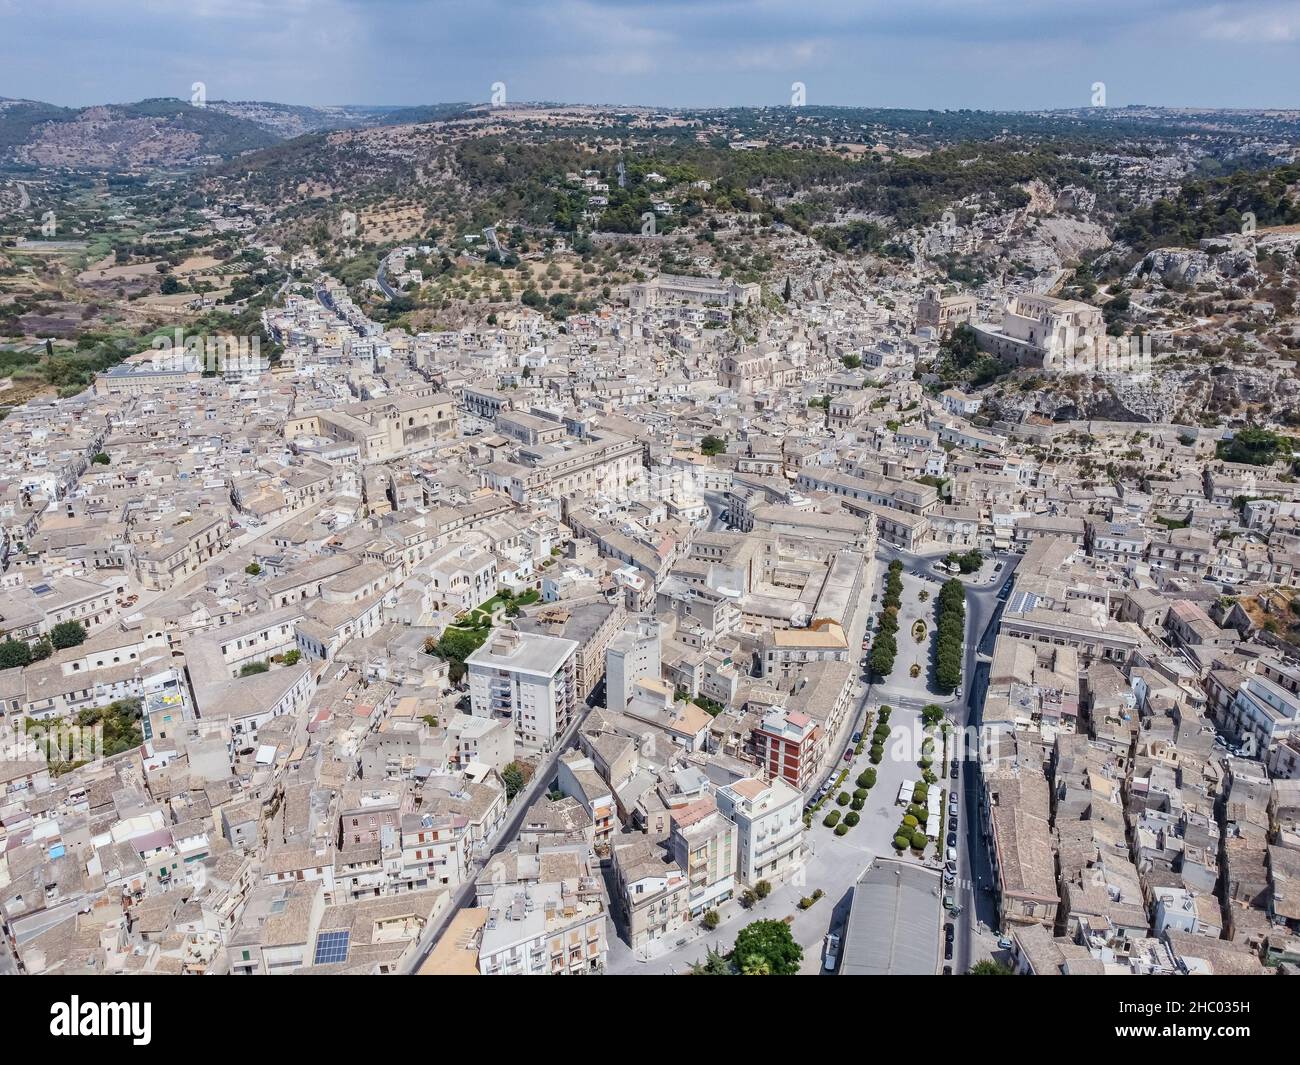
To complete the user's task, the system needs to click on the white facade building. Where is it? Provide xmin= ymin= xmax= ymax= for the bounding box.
xmin=605 ymin=615 xmax=661 ymax=712
xmin=714 ymin=775 xmax=806 ymax=887
xmin=466 ymin=629 xmax=579 ymax=749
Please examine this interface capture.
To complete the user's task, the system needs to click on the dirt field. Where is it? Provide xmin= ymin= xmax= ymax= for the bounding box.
xmin=360 ymin=203 xmax=428 ymax=243
xmin=76 ymin=259 xmax=164 ymax=284
xmin=176 ymin=255 xmax=223 ymax=274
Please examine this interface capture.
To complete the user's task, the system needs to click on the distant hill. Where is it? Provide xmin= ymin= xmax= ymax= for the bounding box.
xmin=0 ymin=96 xmax=479 ymax=173
xmin=0 ymin=97 xmax=280 ymax=170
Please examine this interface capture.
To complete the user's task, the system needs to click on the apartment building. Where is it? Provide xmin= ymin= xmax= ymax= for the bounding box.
xmin=477 ymin=877 xmax=607 ymax=975
xmin=715 ymin=775 xmax=806 ymax=887
xmin=466 ymin=629 xmax=579 ymax=749
xmin=751 ymin=706 xmax=820 ymax=792
xmin=667 ymin=797 xmax=737 ymax=916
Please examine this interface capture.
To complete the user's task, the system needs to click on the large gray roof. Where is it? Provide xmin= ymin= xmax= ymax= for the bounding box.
xmin=840 ymin=859 xmax=942 ymax=976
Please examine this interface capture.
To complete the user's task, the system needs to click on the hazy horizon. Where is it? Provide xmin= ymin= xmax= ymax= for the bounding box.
xmin=2 ymin=0 xmax=1298 ymax=112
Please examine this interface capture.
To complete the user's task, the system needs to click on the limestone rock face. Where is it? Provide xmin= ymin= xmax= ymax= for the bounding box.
xmin=1126 ymin=245 xmax=1257 ymax=287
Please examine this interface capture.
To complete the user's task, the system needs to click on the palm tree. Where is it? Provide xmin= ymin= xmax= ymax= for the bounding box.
xmin=968 ymin=959 xmax=1013 ymax=975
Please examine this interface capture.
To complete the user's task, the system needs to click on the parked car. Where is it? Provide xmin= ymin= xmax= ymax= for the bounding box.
xmin=942 ymin=965 xmax=953 ymax=975
xmin=997 ymin=936 xmax=1014 ymax=950
xmin=950 ymin=763 xmax=959 ymax=779
xmin=944 ymin=940 xmax=954 ymax=960
xmin=949 ymin=816 xmax=958 ymax=834
xmin=943 ymin=894 xmax=955 ymax=910
xmin=823 ymin=932 xmax=841 ymax=971
xmin=843 ymin=749 xmax=853 ymax=762
xmin=943 ymin=869 xmax=955 ymax=884
xmin=994 ymin=562 xmax=1003 ymax=572
xmin=946 ymin=832 xmax=957 ymax=849
xmin=946 ymin=846 xmax=957 ymax=862
xmin=852 ymin=731 xmax=862 ymax=744
xmin=944 ymin=922 xmax=955 ymax=941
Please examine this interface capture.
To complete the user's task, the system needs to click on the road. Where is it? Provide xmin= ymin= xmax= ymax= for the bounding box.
xmin=874 ymin=541 xmax=1020 ymax=971
xmin=407 ymin=530 xmax=1023 ymax=975
xmin=375 ymin=256 xmax=400 ymax=301
xmin=404 ymin=701 xmax=598 ymax=972
xmin=701 ymin=490 xmax=729 ymax=533
xmin=605 ymin=542 xmax=1020 ymax=975
xmin=952 ymin=554 xmax=1019 ymax=972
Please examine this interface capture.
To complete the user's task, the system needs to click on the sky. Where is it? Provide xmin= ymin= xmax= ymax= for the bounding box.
xmin=2 ymin=0 xmax=1299 ymax=111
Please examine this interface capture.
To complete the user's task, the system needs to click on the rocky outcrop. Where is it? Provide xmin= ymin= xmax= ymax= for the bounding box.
xmin=1126 ymin=245 xmax=1257 ymax=287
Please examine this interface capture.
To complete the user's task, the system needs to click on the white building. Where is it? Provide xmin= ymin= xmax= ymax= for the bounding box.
xmin=466 ymin=629 xmax=579 ymax=749
xmin=940 ymin=388 xmax=982 ymax=417
xmin=477 ymin=878 xmax=607 ymax=975
xmin=605 ymin=615 xmax=661 ymax=712
xmin=714 ymin=775 xmax=806 ymax=887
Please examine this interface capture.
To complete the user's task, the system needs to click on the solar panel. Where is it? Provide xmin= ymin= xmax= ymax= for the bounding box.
xmin=313 ymin=930 xmax=350 ymax=965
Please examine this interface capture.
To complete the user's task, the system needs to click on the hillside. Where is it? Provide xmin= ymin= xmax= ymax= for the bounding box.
xmin=0 ymin=97 xmax=282 ymax=170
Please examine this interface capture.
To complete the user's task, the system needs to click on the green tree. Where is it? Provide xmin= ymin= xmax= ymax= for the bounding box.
xmin=74 ymin=697 xmax=143 ymax=759
xmin=245 ymin=562 xmax=262 ymax=575
xmin=730 ymin=920 xmax=802 ymax=976
xmin=502 ymin=761 xmax=527 ymax=801
xmin=434 ymin=625 xmax=491 ymax=683
xmin=700 ymin=435 xmax=726 ymax=457
xmin=0 ymin=639 xmax=32 ymax=669
xmin=281 ymin=649 xmax=301 ymax=666
xmin=969 ymin=960 xmax=1014 ymax=975
xmin=50 ymin=621 xmax=87 ymax=650
xmin=690 ymin=946 xmax=734 ymax=975
xmin=91 ymin=452 xmax=110 ymax=465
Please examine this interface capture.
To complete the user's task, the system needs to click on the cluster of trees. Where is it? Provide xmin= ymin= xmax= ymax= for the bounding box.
xmin=935 ymin=578 xmax=967 ymax=692
xmin=690 ymin=919 xmax=802 ymax=976
xmin=0 ymin=327 xmax=159 ymax=397
xmin=934 ymin=324 xmax=1009 ymax=389
xmin=23 ymin=697 xmax=144 ymax=773
xmin=1114 ymin=162 xmax=1300 ymax=259
xmin=944 ymin=549 xmax=984 ymax=574
xmin=868 ymin=705 xmax=892 ymax=765
xmin=738 ymin=878 xmax=773 ymax=909
xmin=429 ymin=623 xmax=491 ymax=683
xmin=868 ymin=561 xmax=904 ymax=677
xmin=502 ymin=588 xmax=541 ymax=617
xmin=836 ymin=142 xmax=1096 ymax=230
xmin=74 ymin=697 xmax=144 ymax=758
xmin=0 ymin=621 xmax=87 ymax=669
xmin=1216 ymin=426 xmax=1296 ymax=467
xmin=894 ymin=779 xmax=931 ymax=852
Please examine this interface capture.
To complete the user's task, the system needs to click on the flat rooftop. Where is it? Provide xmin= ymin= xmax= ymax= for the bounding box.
xmin=840 ymin=859 xmax=942 ymax=975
